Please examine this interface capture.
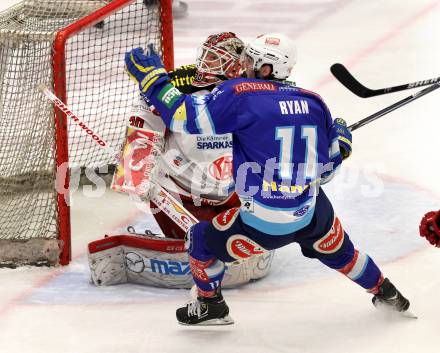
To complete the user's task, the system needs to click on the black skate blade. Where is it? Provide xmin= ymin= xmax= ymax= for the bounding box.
xmin=178 ymin=314 xmax=235 ymax=326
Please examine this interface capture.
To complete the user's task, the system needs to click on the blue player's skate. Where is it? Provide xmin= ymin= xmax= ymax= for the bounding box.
xmin=372 ymin=278 xmax=416 ymax=318
xmin=176 ymin=291 xmax=234 ymax=326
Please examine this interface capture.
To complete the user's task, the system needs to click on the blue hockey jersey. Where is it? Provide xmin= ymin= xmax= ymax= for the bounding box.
xmin=149 ymin=78 xmax=342 ymax=235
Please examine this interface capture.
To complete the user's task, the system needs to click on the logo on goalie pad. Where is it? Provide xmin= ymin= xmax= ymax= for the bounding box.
xmin=125 ymin=252 xmax=145 ymax=273
xmin=125 ymin=252 xmax=191 ymax=276
xmin=150 ymin=259 xmax=191 ymax=275
xmin=312 ymin=216 xmax=344 ymax=254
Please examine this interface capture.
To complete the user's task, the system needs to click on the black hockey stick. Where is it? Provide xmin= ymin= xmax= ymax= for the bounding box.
xmin=349 ymin=82 xmax=440 ymax=131
xmin=331 ymin=63 xmax=440 ymax=98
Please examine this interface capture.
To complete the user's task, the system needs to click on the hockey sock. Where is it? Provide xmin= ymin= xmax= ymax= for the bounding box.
xmin=189 ymin=256 xmax=225 ymax=297
xmin=186 ymin=222 xmax=225 ymax=297
xmin=320 ymin=248 xmax=383 ymax=291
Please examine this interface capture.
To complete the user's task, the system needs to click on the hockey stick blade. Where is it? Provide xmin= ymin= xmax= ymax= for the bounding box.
xmin=349 ymin=82 xmax=440 ymax=131
xmin=331 ymin=63 xmax=440 ymax=98
xmin=331 ymin=63 xmax=371 ymax=98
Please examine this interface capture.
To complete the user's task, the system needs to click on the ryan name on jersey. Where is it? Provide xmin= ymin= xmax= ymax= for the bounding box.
xmin=278 ymin=99 xmax=309 ymax=115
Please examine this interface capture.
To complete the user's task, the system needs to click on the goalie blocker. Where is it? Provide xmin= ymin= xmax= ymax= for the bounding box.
xmin=88 ymin=234 xmax=274 ymax=288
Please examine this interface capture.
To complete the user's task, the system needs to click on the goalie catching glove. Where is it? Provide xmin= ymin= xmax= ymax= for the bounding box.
xmin=125 ymin=44 xmax=169 ymax=96
xmin=419 ymin=210 xmax=440 ymax=247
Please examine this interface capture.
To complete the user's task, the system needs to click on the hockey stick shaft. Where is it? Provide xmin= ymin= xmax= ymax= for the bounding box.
xmin=38 ymin=84 xmax=198 ymax=232
xmin=331 ymin=63 xmax=440 ymax=98
xmin=348 ymin=82 xmax=440 ymax=131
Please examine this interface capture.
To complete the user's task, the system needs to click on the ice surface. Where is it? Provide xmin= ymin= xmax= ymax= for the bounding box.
xmin=1 ymin=1 xmax=440 ymax=352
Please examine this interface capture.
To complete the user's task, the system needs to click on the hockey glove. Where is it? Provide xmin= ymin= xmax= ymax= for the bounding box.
xmin=125 ymin=44 xmax=169 ymax=97
xmin=419 ymin=210 xmax=440 ymax=247
xmin=333 ymin=118 xmax=352 ymax=160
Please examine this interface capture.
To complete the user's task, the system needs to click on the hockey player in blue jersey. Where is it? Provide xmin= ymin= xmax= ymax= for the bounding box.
xmin=124 ymin=33 xmax=412 ymax=325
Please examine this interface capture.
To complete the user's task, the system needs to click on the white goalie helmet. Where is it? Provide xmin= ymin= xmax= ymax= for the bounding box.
xmin=242 ymin=33 xmax=297 ymax=80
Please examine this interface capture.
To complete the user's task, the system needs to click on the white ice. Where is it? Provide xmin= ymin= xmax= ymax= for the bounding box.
xmin=1 ymin=1 xmax=440 ymax=353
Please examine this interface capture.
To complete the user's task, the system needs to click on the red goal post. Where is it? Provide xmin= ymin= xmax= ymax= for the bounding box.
xmin=0 ymin=0 xmax=174 ymax=266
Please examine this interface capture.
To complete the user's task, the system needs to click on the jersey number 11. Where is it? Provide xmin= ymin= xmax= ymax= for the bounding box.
xmin=275 ymin=126 xmax=317 ymax=180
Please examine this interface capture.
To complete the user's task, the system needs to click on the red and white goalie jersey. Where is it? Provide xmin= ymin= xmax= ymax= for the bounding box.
xmin=130 ymin=93 xmax=234 ymax=202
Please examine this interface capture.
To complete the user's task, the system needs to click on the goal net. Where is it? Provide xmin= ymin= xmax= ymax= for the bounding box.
xmin=0 ymin=0 xmax=173 ymax=266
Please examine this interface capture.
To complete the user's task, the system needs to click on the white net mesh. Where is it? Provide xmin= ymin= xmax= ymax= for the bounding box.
xmin=0 ymin=0 xmax=168 ymax=266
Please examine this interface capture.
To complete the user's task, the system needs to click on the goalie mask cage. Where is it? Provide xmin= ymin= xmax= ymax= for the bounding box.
xmin=0 ymin=0 xmax=174 ymax=267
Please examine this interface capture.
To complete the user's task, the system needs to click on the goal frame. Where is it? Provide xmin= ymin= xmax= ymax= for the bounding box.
xmin=50 ymin=0 xmax=174 ymax=265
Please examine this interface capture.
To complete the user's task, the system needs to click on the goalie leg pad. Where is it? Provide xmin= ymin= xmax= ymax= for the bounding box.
xmin=88 ymin=235 xmax=194 ymax=288
xmin=222 ymin=250 xmax=275 ymax=287
xmin=88 ymin=229 xmax=274 ymax=289
xmin=88 ymin=239 xmax=127 ymax=286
